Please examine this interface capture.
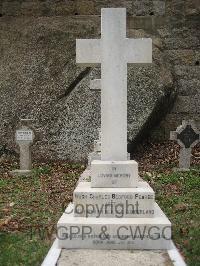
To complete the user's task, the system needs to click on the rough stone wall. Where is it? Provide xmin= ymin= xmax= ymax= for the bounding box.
xmin=0 ymin=0 xmax=199 ymax=161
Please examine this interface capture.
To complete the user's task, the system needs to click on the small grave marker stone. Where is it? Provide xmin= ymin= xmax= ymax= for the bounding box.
xmin=11 ymin=119 xmax=35 ymax=176
xmin=170 ymin=120 xmax=200 ymax=171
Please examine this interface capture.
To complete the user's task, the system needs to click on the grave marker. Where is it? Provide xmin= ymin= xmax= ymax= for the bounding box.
xmin=11 ymin=119 xmax=35 ymax=176
xmin=57 ymin=8 xmax=171 ymax=250
xmin=170 ymin=120 xmax=199 ymax=171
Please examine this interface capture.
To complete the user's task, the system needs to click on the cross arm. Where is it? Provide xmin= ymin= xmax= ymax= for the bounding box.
xmin=126 ymin=38 xmax=152 ymax=64
xmin=76 ymin=39 xmax=101 ymax=66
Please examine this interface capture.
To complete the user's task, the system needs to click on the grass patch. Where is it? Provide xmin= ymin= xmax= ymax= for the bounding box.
xmin=0 ymin=160 xmax=84 ymax=265
xmin=0 ymin=232 xmax=49 ymax=266
xmin=0 ymin=155 xmax=199 ymax=265
xmin=144 ymin=167 xmax=200 ymax=265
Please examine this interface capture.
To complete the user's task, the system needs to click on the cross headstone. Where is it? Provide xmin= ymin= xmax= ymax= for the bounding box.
xmin=170 ymin=120 xmax=200 ymax=171
xmin=77 ymin=8 xmax=152 ymax=162
xmin=57 ymin=8 xmax=172 ymax=251
xmin=11 ymin=119 xmax=35 ymax=176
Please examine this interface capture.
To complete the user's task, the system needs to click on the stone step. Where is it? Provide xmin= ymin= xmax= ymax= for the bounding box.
xmin=73 ymin=181 xmax=155 ymax=218
xmin=57 ymin=203 xmax=171 ymax=250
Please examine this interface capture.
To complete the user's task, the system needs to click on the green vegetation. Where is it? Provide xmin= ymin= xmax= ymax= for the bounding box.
xmin=0 ymin=162 xmax=83 ymax=266
xmin=0 ymin=233 xmax=49 ymax=266
xmin=144 ymin=167 xmax=200 ymax=266
xmin=0 ymin=159 xmax=199 ymax=265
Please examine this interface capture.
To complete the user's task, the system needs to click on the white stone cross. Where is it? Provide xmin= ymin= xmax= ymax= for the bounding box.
xmin=77 ymin=8 xmax=152 ymax=161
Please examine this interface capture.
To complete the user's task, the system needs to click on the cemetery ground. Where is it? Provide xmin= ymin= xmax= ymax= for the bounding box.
xmin=0 ymin=141 xmax=199 ymax=266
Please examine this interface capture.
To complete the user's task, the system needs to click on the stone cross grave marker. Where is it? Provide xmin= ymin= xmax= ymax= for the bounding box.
xmin=170 ymin=120 xmax=199 ymax=171
xmin=11 ymin=119 xmax=35 ymax=176
xmin=77 ymin=8 xmax=152 ymax=162
xmin=77 ymin=8 xmax=151 ymax=187
xmin=57 ymin=8 xmax=172 ymax=250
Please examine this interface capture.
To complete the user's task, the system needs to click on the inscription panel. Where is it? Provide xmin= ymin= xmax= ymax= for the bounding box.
xmin=74 ymin=182 xmax=154 ymax=218
xmin=57 ymin=203 xmax=171 ymax=250
xmin=16 ymin=130 xmax=33 ymax=141
xmin=91 ymin=160 xmax=138 ymax=188
xmin=74 ymin=191 xmax=155 ymax=218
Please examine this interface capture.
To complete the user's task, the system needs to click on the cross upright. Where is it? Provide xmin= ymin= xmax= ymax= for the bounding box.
xmin=76 ymin=8 xmax=152 ymax=161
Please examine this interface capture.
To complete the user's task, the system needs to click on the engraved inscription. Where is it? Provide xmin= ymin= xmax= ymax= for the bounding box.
xmin=98 ymin=173 xmax=131 ymax=178
xmin=16 ymin=130 xmax=33 ymax=141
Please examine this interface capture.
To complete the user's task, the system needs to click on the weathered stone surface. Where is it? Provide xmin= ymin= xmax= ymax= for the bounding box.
xmin=2 ymin=1 xmax=21 ymax=16
xmin=1 ymin=0 xmax=166 ymax=17
xmin=165 ymin=0 xmax=185 ymax=16
xmin=178 ymin=79 xmax=200 ymax=96
xmin=132 ymin=1 xmax=165 ymax=16
xmin=172 ymin=96 xmax=199 ymax=114
xmin=58 ymin=249 xmax=173 ymax=266
xmin=185 ymin=0 xmax=200 ymax=15
xmin=0 ymin=14 xmax=176 ymax=161
xmin=0 ymin=0 xmax=199 ymax=161
xmin=174 ymin=66 xmax=200 ymax=79
xmin=164 ymin=50 xmax=200 ymax=65
xmin=163 ymin=36 xmax=200 ymax=50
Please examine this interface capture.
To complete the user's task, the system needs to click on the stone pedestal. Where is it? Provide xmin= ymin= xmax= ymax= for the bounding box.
xmin=74 ymin=181 xmax=155 ymax=218
xmin=57 ymin=203 xmax=171 ymax=250
xmin=57 ymin=169 xmax=172 ymax=250
xmin=11 ymin=169 xmax=33 ymax=177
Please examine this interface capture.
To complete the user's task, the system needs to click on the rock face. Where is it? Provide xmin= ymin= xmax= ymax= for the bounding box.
xmin=0 ymin=0 xmax=199 ymax=161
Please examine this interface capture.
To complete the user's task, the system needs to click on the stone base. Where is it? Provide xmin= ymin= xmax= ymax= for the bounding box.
xmin=73 ymin=181 xmax=155 ymax=218
xmin=88 ymin=153 xmax=131 ymax=168
xmin=10 ymin=169 xmax=32 ymax=176
xmin=91 ymin=160 xmax=138 ymax=188
xmin=57 ymin=203 xmax=171 ymax=250
xmin=58 ymin=249 xmax=174 ymax=266
xmin=173 ymin=167 xmax=190 ymax=172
